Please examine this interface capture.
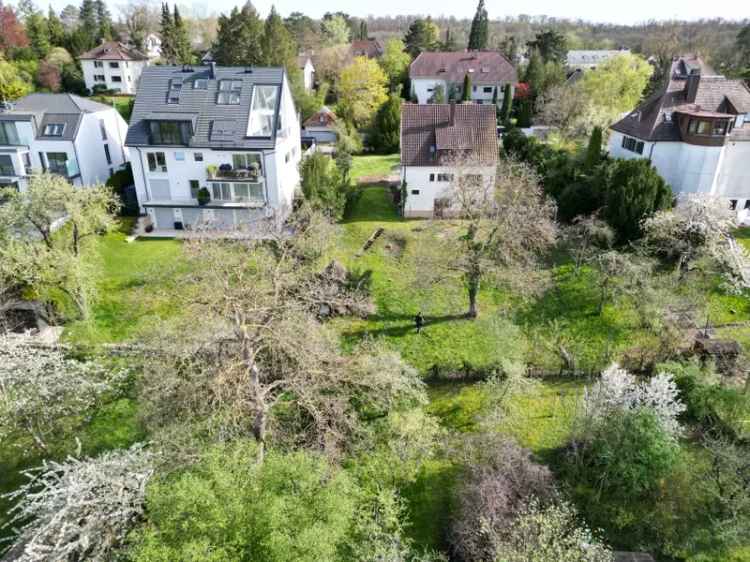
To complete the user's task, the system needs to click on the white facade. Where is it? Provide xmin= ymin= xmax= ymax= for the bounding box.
xmin=400 ymin=165 xmax=496 ymax=218
xmin=0 ymin=108 xmax=129 ymax=192
xmin=144 ymin=34 xmax=162 ymax=61
xmin=81 ymin=59 xmax=148 ymax=95
xmin=301 ymin=58 xmax=315 ymax=91
xmin=411 ymin=77 xmax=512 ymax=106
xmin=608 ymin=131 xmax=750 ymax=216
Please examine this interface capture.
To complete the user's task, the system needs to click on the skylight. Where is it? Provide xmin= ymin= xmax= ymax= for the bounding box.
xmin=217 ymin=80 xmax=242 ymax=105
xmin=246 ymin=85 xmax=278 ymax=137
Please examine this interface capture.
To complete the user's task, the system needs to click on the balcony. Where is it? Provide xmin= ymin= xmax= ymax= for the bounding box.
xmin=206 ymin=163 xmax=262 ymax=182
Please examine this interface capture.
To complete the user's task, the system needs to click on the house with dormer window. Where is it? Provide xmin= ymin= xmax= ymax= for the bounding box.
xmin=609 ymin=55 xmax=750 ymax=218
xmin=80 ymin=41 xmax=150 ymax=95
xmin=124 ymin=63 xmax=301 ymax=232
xmin=0 ymin=93 xmax=130 ymax=192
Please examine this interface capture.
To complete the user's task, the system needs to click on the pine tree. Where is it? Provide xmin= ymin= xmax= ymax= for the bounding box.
xmin=262 ymin=6 xmax=297 ymax=69
xmin=359 ymin=20 xmax=368 ymax=40
xmin=78 ymin=0 xmax=97 ymax=31
xmin=585 ymin=126 xmax=603 ymax=170
xmin=403 ymin=17 xmax=439 ymax=57
xmin=172 ymin=5 xmax=192 ymax=64
xmin=517 ymin=98 xmax=532 ymax=127
xmin=94 ymin=0 xmax=112 ymax=41
xmin=462 ymin=73 xmax=472 ymax=102
xmin=524 ymin=48 xmax=545 ymax=97
xmin=26 ymin=12 xmax=51 ymax=58
xmin=443 ymin=28 xmax=457 ymax=51
xmin=159 ymin=2 xmax=175 ymax=63
xmin=47 ymin=7 xmax=66 ymax=46
xmin=372 ymin=93 xmax=401 ymax=153
xmin=500 ymin=83 xmax=513 ymax=124
xmin=212 ymin=1 xmax=264 ymax=66
xmin=467 ymin=0 xmax=488 ymax=50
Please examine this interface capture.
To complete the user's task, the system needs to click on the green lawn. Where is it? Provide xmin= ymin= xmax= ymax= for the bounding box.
xmin=91 ymin=95 xmax=134 ymax=121
xmin=350 ymin=154 xmax=400 ymax=180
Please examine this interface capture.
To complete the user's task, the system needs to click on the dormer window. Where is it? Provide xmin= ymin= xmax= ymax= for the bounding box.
xmin=148 ymin=120 xmax=191 ymax=145
xmin=217 ymin=80 xmax=242 ymax=105
xmin=43 ymin=123 xmax=65 ymax=136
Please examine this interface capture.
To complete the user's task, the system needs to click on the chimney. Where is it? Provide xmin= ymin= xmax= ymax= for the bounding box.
xmin=449 ymin=101 xmax=456 ymax=127
xmin=686 ymin=68 xmax=701 ymax=102
xmin=209 ymin=61 xmax=217 ymax=80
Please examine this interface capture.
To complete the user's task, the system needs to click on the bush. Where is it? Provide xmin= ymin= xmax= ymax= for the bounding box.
xmin=197 ymin=187 xmax=210 ymax=206
xmin=300 ymin=152 xmax=350 ymax=220
xmin=106 ymin=163 xmax=136 ymax=216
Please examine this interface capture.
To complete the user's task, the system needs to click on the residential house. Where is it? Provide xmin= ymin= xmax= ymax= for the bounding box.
xmin=566 ymin=49 xmax=630 ymax=72
xmin=350 ymin=39 xmax=384 ymax=59
xmin=298 ymin=55 xmax=316 ymax=91
xmin=125 ymin=63 xmax=302 ymax=232
xmin=302 ymin=106 xmax=337 ymax=145
xmin=144 ymin=33 xmax=162 ymax=61
xmin=0 ymin=93 xmax=130 ymax=191
xmin=80 ymin=41 xmax=150 ymax=95
xmin=609 ymin=55 xmax=750 ymax=218
xmin=409 ymin=51 xmax=517 ymax=105
xmin=400 ymin=103 xmax=498 ymax=218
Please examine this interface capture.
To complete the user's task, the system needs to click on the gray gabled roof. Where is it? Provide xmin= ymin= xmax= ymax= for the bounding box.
xmin=125 ymin=65 xmax=286 ymax=150
xmin=0 ymin=94 xmax=114 ymax=141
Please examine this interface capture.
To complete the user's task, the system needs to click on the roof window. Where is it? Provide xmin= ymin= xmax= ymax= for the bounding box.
xmin=43 ymin=123 xmax=65 ymax=136
xmin=217 ymin=80 xmax=242 ymax=105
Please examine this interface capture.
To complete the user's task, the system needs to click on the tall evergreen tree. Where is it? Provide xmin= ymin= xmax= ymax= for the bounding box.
xmin=78 ymin=0 xmax=97 ymax=35
xmin=528 ymin=29 xmax=567 ymax=64
xmin=261 ymin=6 xmax=297 ymax=69
xmin=585 ymin=126 xmax=603 ymax=170
xmin=524 ymin=48 xmax=545 ymax=96
xmin=442 ymin=28 xmax=457 ymax=51
xmin=467 ymin=0 xmax=489 ymax=50
xmin=371 ymin=93 xmax=401 ymax=153
xmin=172 ymin=5 xmax=192 ymax=64
xmin=212 ymin=1 xmax=264 ymax=66
xmin=500 ymin=83 xmax=513 ymax=124
xmin=47 ymin=7 xmax=66 ymax=46
xmin=403 ymin=17 xmax=439 ymax=57
xmin=94 ymin=0 xmax=112 ymax=41
xmin=359 ymin=20 xmax=368 ymax=40
xmin=26 ymin=11 xmax=51 ymax=58
xmin=159 ymin=2 xmax=175 ymax=63
xmin=462 ymin=73 xmax=472 ymax=101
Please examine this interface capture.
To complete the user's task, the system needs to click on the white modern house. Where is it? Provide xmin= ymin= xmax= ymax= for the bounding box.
xmin=609 ymin=55 xmax=750 ymax=219
xmin=125 ymin=63 xmax=302 ymax=232
xmin=144 ymin=33 xmax=162 ymax=61
xmin=400 ymin=103 xmax=498 ymax=218
xmin=409 ymin=51 xmax=517 ymax=105
xmin=0 ymin=94 xmax=130 ymax=191
xmin=80 ymin=41 xmax=150 ymax=95
xmin=298 ymin=55 xmax=315 ymax=91
xmin=566 ymin=49 xmax=630 ymax=72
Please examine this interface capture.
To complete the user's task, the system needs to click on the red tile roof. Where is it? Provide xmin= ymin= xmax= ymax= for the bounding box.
xmin=303 ymin=106 xmax=337 ymax=128
xmin=350 ymin=39 xmax=384 ymax=58
xmin=410 ymin=51 xmax=517 ymax=85
xmin=80 ymin=41 xmax=148 ymax=61
xmin=401 ymin=103 xmax=498 ymax=167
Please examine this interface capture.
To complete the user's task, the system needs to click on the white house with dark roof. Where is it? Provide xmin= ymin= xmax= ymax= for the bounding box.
xmin=80 ymin=41 xmax=150 ymax=95
xmin=0 ymin=94 xmax=130 ymax=191
xmin=609 ymin=55 xmax=750 ymax=219
xmin=297 ymin=55 xmax=315 ymax=91
xmin=566 ymin=49 xmax=630 ymax=72
xmin=400 ymin=103 xmax=498 ymax=218
xmin=409 ymin=51 xmax=517 ymax=105
xmin=125 ymin=63 xmax=301 ymax=232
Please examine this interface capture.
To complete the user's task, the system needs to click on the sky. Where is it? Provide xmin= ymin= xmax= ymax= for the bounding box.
xmin=27 ymin=0 xmax=750 ymax=25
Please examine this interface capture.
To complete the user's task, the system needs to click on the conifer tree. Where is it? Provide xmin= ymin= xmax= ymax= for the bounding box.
xmin=212 ymin=1 xmax=264 ymax=66
xmin=500 ymin=83 xmax=513 ymax=124
xmin=262 ymin=6 xmax=297 ymax=69
xmin=47 ymin=6 xmax=66 ymax=46
xmin=462 ymin=73 xmax=472 ymax=102
xmin=26 ymin=12 xmax=51 ymax=58
xmin=359 ymin=20 xmax=368 ymax=40
xmin=78 ymin=0 xmax=97 ymax=31
xmin=94 ymin=0 xmax=111 ymax=41
xmin=172 ymin=5 xmax=192 ymax=64
xmin=403 ymin=17 xmax=439 ymax=57
xmin=443 ymin=28 xmax=457 ymax=51
xmin=467 ymin=0 xmax=489 ymax=50
xmin=585 ymin=126 xmax=604 ymax=170
xmin=159 ymin=2 xmax=175 ymax=63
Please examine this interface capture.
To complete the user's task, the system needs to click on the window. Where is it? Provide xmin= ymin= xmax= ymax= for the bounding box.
xmin=170 ymin=78 xmax=183 ymax=91
xmin=99 ymin=119 xmax=107 ymax=140
xmin=429 ymin=174 xmax=435 ymax=182
xmin=483 ymin=87 xmax=493 ymax=93
xmin=94 ymin=74 xmax=106 ymax=82
xmin=194 ymin=152 xmax=204 ymax=162
xmin=147 ymin=152 xmax=167 ymax=173
xmin=744 ymin=200 xmax=750 ymax=210
xmin=193 ymin=79 xmax=208 ymax=89
xmin=44 ymin=123 xmax=65 ymax=136
xmin=167 ymin=94 xmax=180 ymax=104
xmin=0 ymin=122 xmax=20 ymax=145
xmin=621 ymin=136 xmax=644 ymax=154
xmin=247 ymin=85 xmax=278 ymax=137
xmin=437 ymin=173 xmax=454 ymax=182
xmin=148 ymin=121 xmax=191 ymax=145
xmin=189 ymin=180 xmax=200 ymax=199
xmin=104 ymin=144 xmax=111 ymax=165
xmin=217 ymin=80 xmax=242 ymax=104
xmin=713 ymin=121 xmax=728 ymax=136
xmin=730 ymin=200 xmax=738 ymax=210
xmin=696 ymin=121 xmax=712 ymax=135
xmin=111 ymin=76 xmax=122 ymax=83
xmin=109 ymin=62 xmax=119 ymax=68
xmin=210 ymin=182 xmax=263 ymax=202
xmin=0 ymin=155 xmax=14 ymax=176
xmin=174 ymin=152 xmax=185 ymax=161
xmin=211 ymin=182 xmax=231 ymax=201
xmin=231 ymin=153 xmax=262 ymax=174
xmin=411 ymin=189 xmax=420 ymax=195
xmin=46 ymin=152 xmax=69 ymax=175
xmin=94 ymin=61 xmax=104 ymax=68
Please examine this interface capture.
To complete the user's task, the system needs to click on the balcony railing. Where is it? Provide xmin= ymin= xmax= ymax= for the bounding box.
xmin=206 ymin=164 xmax=262 ymax=182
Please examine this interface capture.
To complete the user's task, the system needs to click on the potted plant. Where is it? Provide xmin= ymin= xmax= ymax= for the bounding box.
xmin=248 ymin=161 xmax=260 ymax=180
xmin=197 ymin=187 xmax=211 ymax=206
xmin=206 ymin=164 xmax=218 ymax=179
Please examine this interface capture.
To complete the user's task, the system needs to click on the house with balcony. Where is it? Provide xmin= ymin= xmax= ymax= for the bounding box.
xmin=609 ymin=55 xmax=750 ymax=219
xmin=409 ymin=51 xmax=517 ymax=105
xmin=80 ymin=41 xmax=150 ymax=95
xmin=400 ymin=103 xmax=498 ymax=218
xmin=124 ymin=63 xmax=301 ymax=232
xmin=0 ymin=94 xmax=130 ymax=192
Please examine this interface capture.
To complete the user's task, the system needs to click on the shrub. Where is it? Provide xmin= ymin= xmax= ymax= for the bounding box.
xmin=300 ymin=152 xmax=349 ymax=220
xmin=197 ymin=187 xmax=210 ymax=206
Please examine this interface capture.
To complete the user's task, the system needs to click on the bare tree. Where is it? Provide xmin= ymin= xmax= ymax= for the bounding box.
xmin=418 ymin=157 xmax=557 ymax=318
xmin=563 ymin=215 xmax=614 ymax=273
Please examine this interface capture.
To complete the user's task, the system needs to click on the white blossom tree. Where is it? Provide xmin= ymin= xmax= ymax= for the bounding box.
xmin=4 ymin=444 xmax=153 ymax=561
xmin=583 ymin=364 xmax=686 ymax=437
xmin=0 ymin=337 xmax=124 ymax=453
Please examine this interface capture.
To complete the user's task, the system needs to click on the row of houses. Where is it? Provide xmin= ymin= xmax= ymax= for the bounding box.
xmin=2 ymin=52 xmax=749 ymax=233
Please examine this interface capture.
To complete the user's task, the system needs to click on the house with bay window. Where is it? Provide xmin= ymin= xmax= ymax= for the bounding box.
xmin=609 ymin=55 xmax=750 ymax=219
xmin=0 ymin=93 xmax=130 ymax=192
xmin=124 ymin=63 xmax=301 ymax=232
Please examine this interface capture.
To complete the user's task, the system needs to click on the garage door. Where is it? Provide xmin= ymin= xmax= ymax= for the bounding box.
xmin=150 ymin=179 xmax=170 ymax=200
xmin=154 ymin=208 xmax=174 ymax=229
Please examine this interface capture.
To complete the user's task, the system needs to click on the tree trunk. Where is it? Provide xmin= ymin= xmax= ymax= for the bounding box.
xmin=467 ymin=277 xmax=479 ymax=318
xmin=73 ymin=222 xmax=80 ymax=257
